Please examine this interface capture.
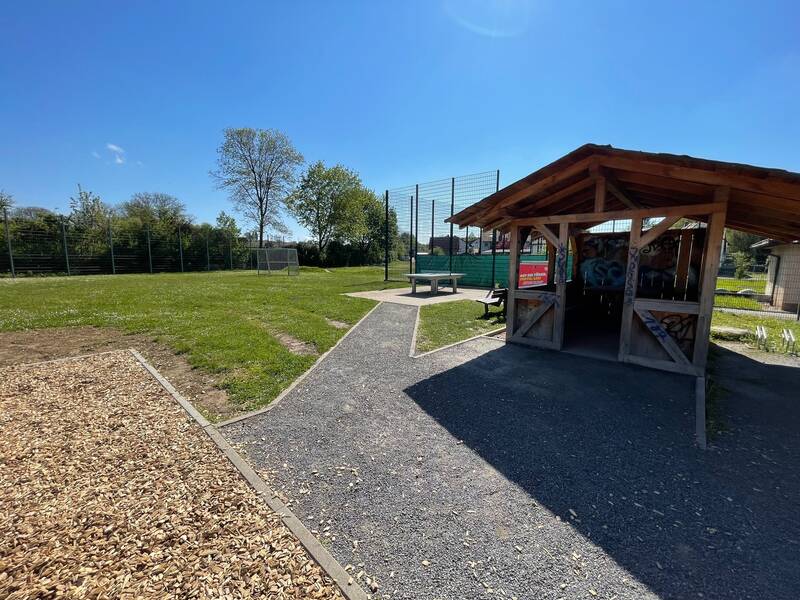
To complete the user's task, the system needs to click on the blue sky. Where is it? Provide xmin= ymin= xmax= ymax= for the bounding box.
xmin=1 ymin=1 xmax=799 ymax=239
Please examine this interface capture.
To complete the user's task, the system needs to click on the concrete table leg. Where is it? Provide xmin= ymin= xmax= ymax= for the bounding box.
xmin=452 ymin=278 xmax=458 ymax=293
xmin=431 ymin=280 xmax=438 ymax=295
xmin=411 ymin=279 xmax=416 ymax=294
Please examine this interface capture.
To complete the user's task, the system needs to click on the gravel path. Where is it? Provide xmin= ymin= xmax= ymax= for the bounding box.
xmin=224 ymin=302 xmax=800 ymax=600
xmin=0 ymin=351 xmax=343 ymax=599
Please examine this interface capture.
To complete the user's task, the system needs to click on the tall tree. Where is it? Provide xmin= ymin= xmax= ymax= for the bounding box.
xmin=0 ymin=190 xmax=13 ymax=212
xmin=210 ymin=128 xmax=303 ymax=248
xmin=286 ymin=161 xmax=361 ymax=262
xmin=69 ymin=184 xmax=113 ymax=228
xmin=121 ymin=192 xmax=188 ymax=231
xmin=343 ymin=187 xmax=390 ymax=264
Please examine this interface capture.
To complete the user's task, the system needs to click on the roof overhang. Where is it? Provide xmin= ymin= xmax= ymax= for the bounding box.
xmin=448 ymin=144 xmax=800 ymax=243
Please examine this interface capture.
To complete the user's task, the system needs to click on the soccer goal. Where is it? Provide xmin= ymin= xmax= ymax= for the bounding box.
xmin=256 ymin=247 xmax=300 ymax=276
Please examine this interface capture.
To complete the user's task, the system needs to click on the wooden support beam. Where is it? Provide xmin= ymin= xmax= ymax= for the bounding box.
xmin=505 ymin=224 xmax=520 ymax=342
xmin=593 ymin=169 xmax=606 ymax=212
xmin=513 ymin=298 xmax=555 ymax=338
xmin=605 ymin=175 xmax=643 ymax=209
xmin=553 ymin=222 xmax=569 ymax=349
xmin=514 ymin=202 xmax=726 ymax=226
xmin=533 ymin=224 xmax=559 ymax=248
xmin=692 ymin=188 xmax=729 ymax=369
xmin=618 ymin=216 xmax=642 ymax=360
xmin=639 ymin=216 xmax=681 ymax=248
xmin=634 ymin=307 xmax=692 ymax=365
xmin=695 ymin=376 xmax=707 ymax=449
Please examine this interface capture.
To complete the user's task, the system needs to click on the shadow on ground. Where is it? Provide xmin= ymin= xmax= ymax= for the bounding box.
xmin=404 ymin=342 xmax=800 ymax=600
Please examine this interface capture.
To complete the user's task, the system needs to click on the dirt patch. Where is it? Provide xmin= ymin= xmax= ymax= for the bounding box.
xmin=0 ymin=327 xmax=234 ymax=421
xmin=274 ymin=332 xmax=318 ymax=356
xmin=326 ymin=318 xmax=350 ymax=330
xmin=0 ymin=351 xmax=344 ymax=599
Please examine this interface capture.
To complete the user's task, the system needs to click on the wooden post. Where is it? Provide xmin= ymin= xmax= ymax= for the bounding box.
xmin=594 ymin=175 xmax=606 ymax=213
xmin=553 ymin=222 xmax=569 ymax=349
xmin=695 ymin=376 xmax=707 ymax=449
xmin=618 ymin=216 xmax=642 ymax=360
xmin=692 ymin=188 xmax=728 ymax=369
xmin=505 ymin=224 xmax=520 ymax=341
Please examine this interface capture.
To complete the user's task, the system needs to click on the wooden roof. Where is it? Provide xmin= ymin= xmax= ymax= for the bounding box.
xmin=448 ymin=144 xmax=800 ymax=242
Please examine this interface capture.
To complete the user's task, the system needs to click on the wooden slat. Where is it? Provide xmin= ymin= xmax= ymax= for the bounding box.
xmin=634 ymin=308 xmax=692 ymax=365
xmin=639 ymin=216 xmax=681 ymax=248
xmin=509 ymin=336 xmax=560 ymax=351
xmin=513 ymin=298 xmax=555 ymax=338
xmin=692 ymin=189 xmax=728 ymax=368
xmin=634 ymin=298 xmax=700 ymax=314
xmin=514 ymin=289 xmax=557 ymax=300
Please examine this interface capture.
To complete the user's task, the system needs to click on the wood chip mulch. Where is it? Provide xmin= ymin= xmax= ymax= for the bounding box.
xmin=0 ymin=351 xmax=345 ymax=599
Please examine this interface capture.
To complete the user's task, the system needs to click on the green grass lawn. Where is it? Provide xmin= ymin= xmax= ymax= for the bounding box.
xmin=715 ymin=275 xmax=767 ymax=294
xmin=415 ymin=300 xmax=505 ymax=354
xmin=712 ymin=310 xmax=800 ymax=349
xmin=0 ymin=267 xmax=402 ymax=419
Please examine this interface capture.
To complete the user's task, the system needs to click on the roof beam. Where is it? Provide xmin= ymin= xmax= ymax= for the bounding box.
xmin=513 ymin=201 xmax=726 ymax=226
xmin=598 ymin=155 xmax=800 ymax=201
xmin=457 ymin=156 xmax=596 ymax=225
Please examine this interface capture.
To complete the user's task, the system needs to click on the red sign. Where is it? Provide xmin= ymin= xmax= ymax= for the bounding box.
xmin=518 ymin=263 xmax=548 ymax=288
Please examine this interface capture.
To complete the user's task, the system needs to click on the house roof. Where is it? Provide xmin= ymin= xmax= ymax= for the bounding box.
xmin=448 ymin=144 xmax=800 ymax=242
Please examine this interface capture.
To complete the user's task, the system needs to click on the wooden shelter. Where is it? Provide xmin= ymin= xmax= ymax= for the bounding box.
xmin=449 ymin=145 xmax=800 ymax=385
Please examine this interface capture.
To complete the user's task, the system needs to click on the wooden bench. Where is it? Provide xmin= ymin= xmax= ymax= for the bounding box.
xmin=476 ymin=288 xmax=507 ymax=317
xmin=405 ymin=272 xmax=465 ymax=295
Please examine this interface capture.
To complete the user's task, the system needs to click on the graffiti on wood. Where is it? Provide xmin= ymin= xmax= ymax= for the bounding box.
xmin=624 ymin=247 xmax=640 ymax=305
xmin=556 ymin=243 xmax=567 ymax=284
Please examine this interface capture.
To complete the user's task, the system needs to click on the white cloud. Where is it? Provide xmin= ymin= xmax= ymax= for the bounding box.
xmin=106 ymin=142 xmax=126 ymax=164
xmin=91 ymin=150 xmax=101 ymax=159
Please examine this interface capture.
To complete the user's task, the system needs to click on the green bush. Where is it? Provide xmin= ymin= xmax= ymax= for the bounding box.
xmin=732 ymin=251 xmax=752 ymax=279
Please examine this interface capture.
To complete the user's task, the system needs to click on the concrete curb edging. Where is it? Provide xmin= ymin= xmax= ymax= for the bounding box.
xmin=217 ymin=301 xmax=384 ymax=428
xmin=129 ymin=349 xmax=368 ymax=600
xmin=408 ymin=306 xmax=421 ymax=357
xmin=410 ymin=325 xmax=506 ymax=359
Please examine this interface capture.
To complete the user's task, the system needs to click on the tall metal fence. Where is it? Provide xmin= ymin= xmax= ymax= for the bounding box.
xmin=385 ymin=170 xmax=505 ymax=285
xmin=0 ymin=209 xmax=264 ymax=277
xmin=714 ymin=251 xmax=800 ymax=319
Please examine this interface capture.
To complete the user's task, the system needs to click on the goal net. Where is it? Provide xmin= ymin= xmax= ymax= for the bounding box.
xmin=256 ymin=247 xmax=300 ymax=276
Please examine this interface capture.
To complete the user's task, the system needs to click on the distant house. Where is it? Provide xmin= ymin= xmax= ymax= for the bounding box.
xmin=752 ymin=239 xmax=800 ymax=312
xmin=429 ymin=235 xmax=466 ymax=254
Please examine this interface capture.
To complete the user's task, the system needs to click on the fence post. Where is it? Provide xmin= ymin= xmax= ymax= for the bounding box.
xmin=449 ymin=177 xmax=454 ymax=274
xmin=228 ymin=233 xmax=233 ymax=270
xmin=408 ymin=194 xmax=414 ymax=276
xmin=414 ymin=184 xmax=419 ymax=274
xmin=384 ymin=190 xmax=389 ymax=281
xmin=61 ymin=217 xmax=71 ymax=276
xmin=178 ymin=227 xmax=184 ymax=272
xmin=206 ymin=232 xmax=210 ymax=271
xmin=146 ymin=224 xmax=153 ymax=273
xmin=491 ymin=169 xmax=500 ymax=288
xmin=430 ymin=198 xmax=435 ymax=254
xmin=108 ymin=224 xmax=116 ymax=275
xmin=3 ymin=208 xmax=15 ymax=278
